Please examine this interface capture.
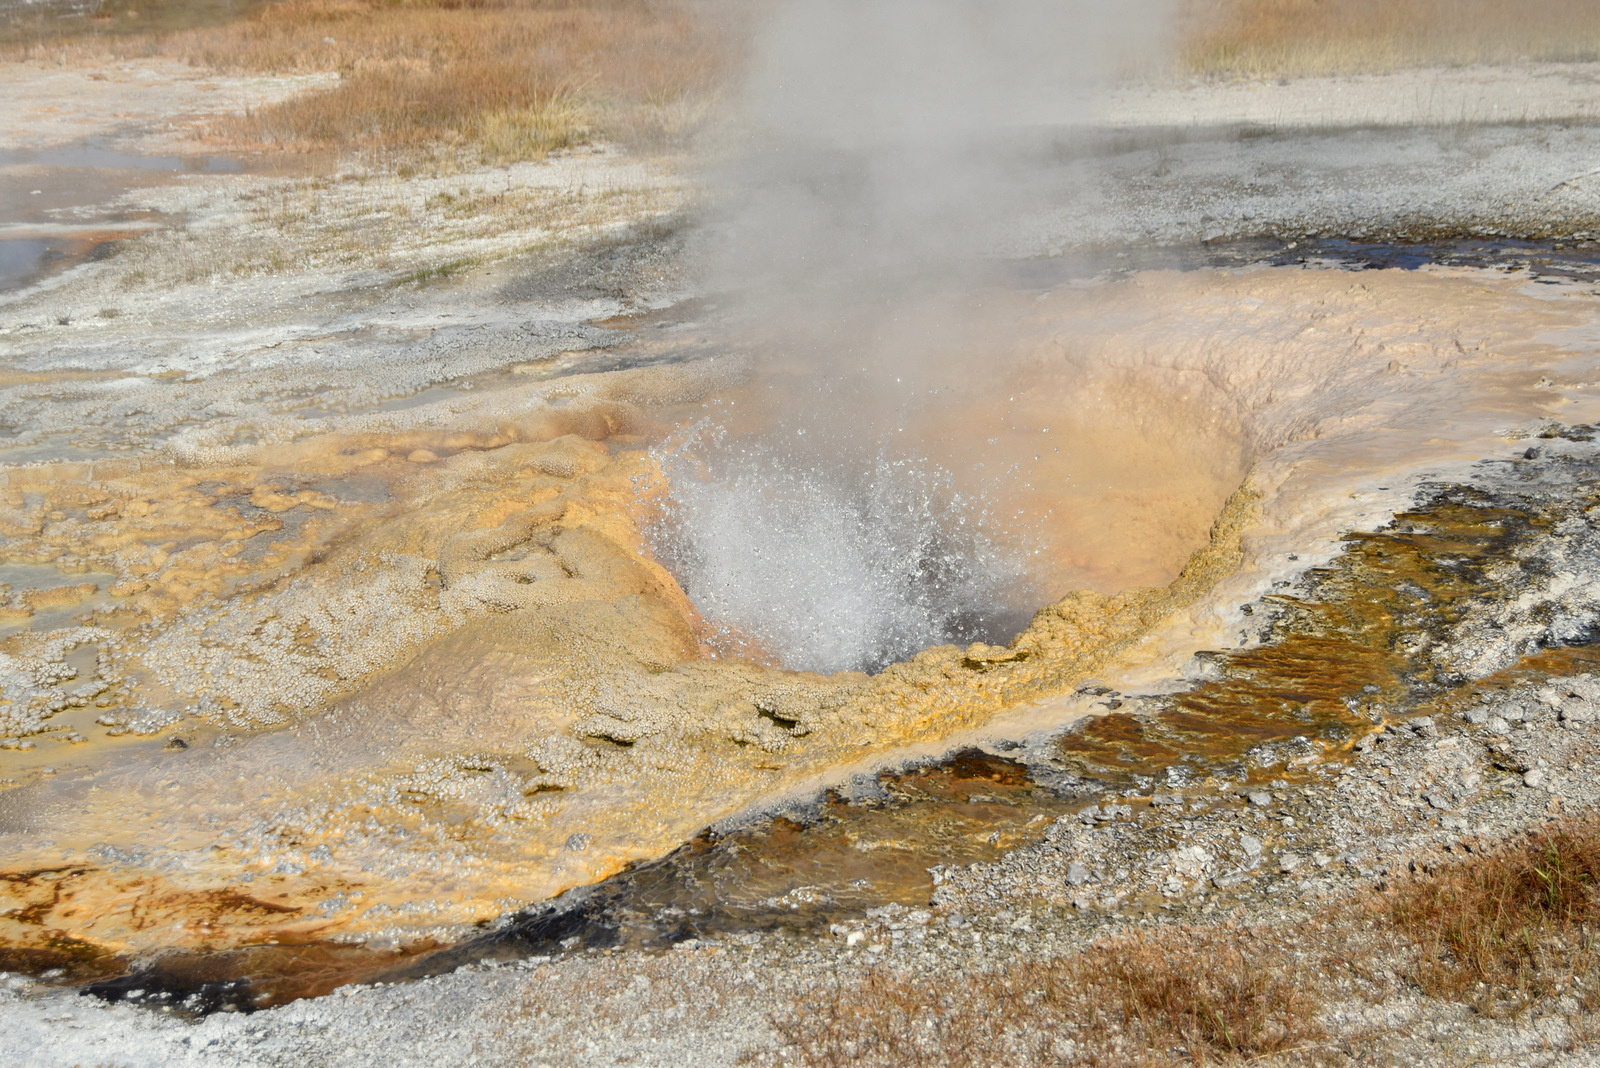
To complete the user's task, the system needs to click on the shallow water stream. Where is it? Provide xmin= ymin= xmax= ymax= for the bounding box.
xmin=0 ymin=139 xmax=239 ymax=293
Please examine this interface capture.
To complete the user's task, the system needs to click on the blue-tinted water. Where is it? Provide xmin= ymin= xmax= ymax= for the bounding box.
xmin=0 ymin=139 xmax=242 ymax=292
xmin=0 ymin=235 xmax=51 ymax=290
xmin=0 ymin=141 xmax=240 ymax=174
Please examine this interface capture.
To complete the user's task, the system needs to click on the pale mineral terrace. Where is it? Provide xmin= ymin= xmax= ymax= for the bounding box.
xmin=5 ymin=55 xmax=1600 ymax=1067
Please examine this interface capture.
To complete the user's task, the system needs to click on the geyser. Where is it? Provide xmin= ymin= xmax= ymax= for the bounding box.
xmin=647 ymin=421 xmax=1038 ymax=674
xmin=639 ymin=277 xmax=1255 ymax=676
xmin=658 ymin=0 xmax=1167 ymax=672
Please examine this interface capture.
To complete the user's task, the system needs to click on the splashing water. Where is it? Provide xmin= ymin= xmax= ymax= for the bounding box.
xmin=646 ymin=423 xmax=1039 ymax=675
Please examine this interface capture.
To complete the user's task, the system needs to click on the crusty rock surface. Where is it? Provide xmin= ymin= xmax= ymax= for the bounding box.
xmin=7 ymin=672 xmax=1600 ymax=1067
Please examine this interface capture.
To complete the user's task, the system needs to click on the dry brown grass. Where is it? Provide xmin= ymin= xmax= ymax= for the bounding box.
xmin=4 ymin=0 xmax=734 ymax=161
xmin=775 ymin=927 xmax=1323 ymax=1067
xmin=774 ymin=820 xmax=1600 ymax=1065
xmin=1386 ymin=819 xmax=1600 ymax=1018
xmin=201 ymin=0 xmax=730 ymax=159
xmin=1182 ymin=0 xmax=1600 ymax=77
xmin=10 ymin=0 xmax=1600 ymax=165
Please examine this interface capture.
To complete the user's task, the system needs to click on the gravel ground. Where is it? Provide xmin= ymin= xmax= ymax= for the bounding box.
xmin=9 ymin=62 xmax=1600 ymax=1067
xmin=1014 ymin=121 xmax=1600 ymax=256
xmin=6 ymin=652 xmax=1600 ymax=1066
xmin=12 ymin=445 xmax=1600 ymax=1065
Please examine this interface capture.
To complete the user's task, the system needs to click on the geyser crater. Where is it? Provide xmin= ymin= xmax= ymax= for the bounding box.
xmin=637 ymin=276 xmax=1269 ymax=679
xmin=645 ymin=420 xmax=1039 ymax=674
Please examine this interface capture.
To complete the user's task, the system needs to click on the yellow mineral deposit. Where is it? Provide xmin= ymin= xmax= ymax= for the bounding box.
xmin=0 ymin=263 xmax=1589 ymax=962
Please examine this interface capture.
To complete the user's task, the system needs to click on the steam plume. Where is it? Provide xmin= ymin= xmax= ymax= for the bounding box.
xmin=653 ymin=0 xmax=1168 ymax=674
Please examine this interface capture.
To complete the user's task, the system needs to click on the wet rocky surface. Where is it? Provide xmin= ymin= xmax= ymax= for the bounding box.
xmin=32 ymin=426 xmax=1600 ymax=1046
xmin=4 ymin=433 xmax=1600 ymax=1064
xmin=6 ymin=62 xmax=1600 ymax=1058
xmin=1003 ymin=234 xmax=1600 ymax=293
xmin=10 ymin=664 xmax=1600 ymax=1066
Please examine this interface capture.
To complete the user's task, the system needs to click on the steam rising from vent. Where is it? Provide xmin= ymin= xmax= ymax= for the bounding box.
xmin=649 ymin=424 xmax=1038 ymax=675
xmin=650 ymin=1 xmax=1169 ymax=673
xmin=713 ymin=0 xmax=1163 ymax=330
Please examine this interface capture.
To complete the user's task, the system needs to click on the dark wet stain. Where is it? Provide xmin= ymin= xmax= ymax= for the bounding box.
xmin=82 ymin=937 xmax=442 ymax=1015
xmin=1259 ymin=236 xmax=1600 ymax=282
xmin=0 ymin=939 xmax=123 ymax=985
xmin=1060 ymin=446 xmax=1600 ymax=789
xmin=501 ymin=214 xmax=689 ymax=307
xmin=0 ymin=232 xmax=141 ymax=293
xmin=1004 ymin=236 xmax=1600 ymax=290
xmin=67 ymin=750 xmax=1086 ymax=1015
xmin=0 ymin=868 xmax=313 ymax=1000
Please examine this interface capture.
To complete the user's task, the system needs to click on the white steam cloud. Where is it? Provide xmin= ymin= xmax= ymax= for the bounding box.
xmin=651 ymin=0 xmax=1170 ymax=674
xmin=716 ymin=0 xmax=1160 ymax=324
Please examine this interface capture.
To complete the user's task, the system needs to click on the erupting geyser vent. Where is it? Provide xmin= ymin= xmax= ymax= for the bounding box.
xmin=646 ymin=426 xmax=1039 ymax=675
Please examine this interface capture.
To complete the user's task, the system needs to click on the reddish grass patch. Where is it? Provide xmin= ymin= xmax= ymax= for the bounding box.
xmin=775 ymin=927 xmax=1322 ymax=1067
xmin=1181 ymin=0 xmax=1600 ymax=75
xmin=1386 ymin=818 xmax=1600 ymax=1017
xmin=773 ymin=819 xmax=1600 ymax=1064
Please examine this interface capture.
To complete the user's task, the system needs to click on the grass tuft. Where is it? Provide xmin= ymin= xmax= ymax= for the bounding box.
xmin=476 ymin=92 xmax=591 ymax=164
xmin=1182 ymin=0 xmax=1600 ymax=77
xmin=775 ymin=927 xmax=1321 ymax=1067
xmin=1387 ymin=818 xmax=1600 ymax=1017
xmin=1102 ymin=931 xmax=1318 ymax=1059
xmin=396 ymin=255 xmax=481 ymax=285
xmin=2 ymin=0 xmax=733 ymax=163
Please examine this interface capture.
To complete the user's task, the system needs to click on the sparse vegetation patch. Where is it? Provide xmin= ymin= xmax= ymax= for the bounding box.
xmin=774 ymin=928 xmax=1321 ymax=1068
xmin=770 ymin=817 xmax=1600 ymax=1066
xmin=1182 ymin=0 xmax=1600 ymax=76
xmin=1387 ymin=818 xmax=1600 ymax=1018
xmin=2 ymin=0 xmax=732 ymax=163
